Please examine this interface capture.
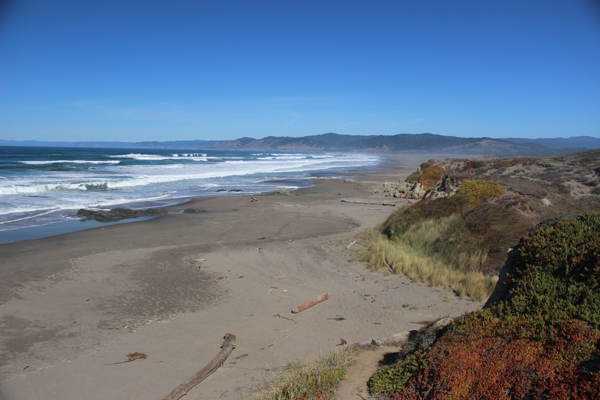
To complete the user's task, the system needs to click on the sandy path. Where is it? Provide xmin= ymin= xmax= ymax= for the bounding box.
xmin=333 ymin=346 xmax=395 ymax=400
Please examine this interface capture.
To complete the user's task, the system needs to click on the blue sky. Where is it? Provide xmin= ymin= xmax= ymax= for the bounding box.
xmin=1 ymin=0 xmax=599 ymax=142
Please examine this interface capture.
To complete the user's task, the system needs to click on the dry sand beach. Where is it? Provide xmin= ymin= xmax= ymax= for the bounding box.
xmin=0 ymin=155 xmax=484 ymax=400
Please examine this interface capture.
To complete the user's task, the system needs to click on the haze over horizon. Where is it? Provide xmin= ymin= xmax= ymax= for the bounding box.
xmin=1 ymin=0 xmax=599 ymax=143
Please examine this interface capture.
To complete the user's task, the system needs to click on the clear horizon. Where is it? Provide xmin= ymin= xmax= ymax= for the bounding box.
xmin=1 ymin=0 xmax=599 ymax=142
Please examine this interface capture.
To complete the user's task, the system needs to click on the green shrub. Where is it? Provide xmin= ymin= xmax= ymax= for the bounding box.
xmin=404 ymin=170 xmax=421 ymax=184
xmin=368 ymin=351 xmax=429 ymax=395
xmin=494 ymin=212 xmax=600 ymax=338
xmin=256 ymin=347 xmax=358 ymax=400
xmin=450 ymin=179 xmax=506 ymax=206
xmin=420 ymin=161 xmax=434 ymax=170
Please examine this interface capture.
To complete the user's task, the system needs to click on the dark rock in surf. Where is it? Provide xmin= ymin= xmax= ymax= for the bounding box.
xmin=182 ymin=208 xmax=206 ymax=214
xmin=76 ymin=207 xmax=167 ymax=222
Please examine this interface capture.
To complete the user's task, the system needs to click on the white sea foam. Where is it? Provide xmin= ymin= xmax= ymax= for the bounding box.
xmin=0 ymin=208 xmax=61 ymax=224
xmin=0 ymin=192 xmax=175 ymax=217
xmin=0 ymin=181 xmax=112 ymax=194
xmin=2 ymin=154 xmax=377 ymax=196
xmin=0 ymin=149 xmax=380 ymax=237
xmin=110 ymin=153 xmax=208 ymax=161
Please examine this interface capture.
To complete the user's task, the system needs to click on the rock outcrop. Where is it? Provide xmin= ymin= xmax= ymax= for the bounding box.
xmin=380 ymin=172 xmax=460 ymax=200
xmin=424 ymin=175 xmax=462 ymax=199
xmin=76 ymin=207 xmax=167 ymax=222
xmin=268 ymin=188 xmax=292 ymax=196
xmin=381 ymin=181 xmax=413 ymax=198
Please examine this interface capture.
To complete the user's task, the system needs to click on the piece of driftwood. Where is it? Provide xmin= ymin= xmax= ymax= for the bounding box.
xmin=162 ymin=333 xmax=236 ymax=400
xmin=340 ymin=199 xmax=396 ymax=206
xmin=104 ymin=352 xmax=147 ymax=365
xmin=292 ymin=293 xmax=329 ymax=314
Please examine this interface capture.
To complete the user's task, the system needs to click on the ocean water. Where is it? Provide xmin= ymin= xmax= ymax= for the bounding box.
xmin=0 ymin=146 xmax=379 ymax=243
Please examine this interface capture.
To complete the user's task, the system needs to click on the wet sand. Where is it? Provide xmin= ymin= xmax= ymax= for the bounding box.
xmin=0 ymin=154 xmax=483 ymax=400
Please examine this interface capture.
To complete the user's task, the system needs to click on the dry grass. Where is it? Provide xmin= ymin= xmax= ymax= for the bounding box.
xmin=381 ymin=187 xmax=536 ymax=277
xmin=381 ymin=199 xmax=460 ymax=237
xmin=463 ymin=203 xmax=534 ymax=275
xmin=254 ymin=347 xmax=359 ymax=400
xmin=360 ymin=215 xmax=498 ymax=301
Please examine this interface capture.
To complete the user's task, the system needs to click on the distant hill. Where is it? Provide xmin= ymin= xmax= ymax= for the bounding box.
xmin=2 ymin=134 xmax=598 ymax=156
xmin=502 ymin=136 xmax=600 ymax=150
xmin=211 ymin=133 xmax=572 ymax=156
xmin=128 ymin=140 xmax=218 ymax=149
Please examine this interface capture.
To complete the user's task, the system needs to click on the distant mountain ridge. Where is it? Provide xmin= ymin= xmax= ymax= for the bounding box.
xmin=210 ymin=133 xmax=597 ymax=156
xmin=2 ymin=134 xmax=599 ymax=156
xmin=501 ymin=136 xmax=600 ymax=150
xmin=128 ymin=139 xmax=219 ymax=149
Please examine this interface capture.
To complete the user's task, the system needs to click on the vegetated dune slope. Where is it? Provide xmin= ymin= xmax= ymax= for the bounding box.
xmin=364 ymin=149 xmax=600 ymax=399
xmin=369 ymin=149 xmax=600 ymax=283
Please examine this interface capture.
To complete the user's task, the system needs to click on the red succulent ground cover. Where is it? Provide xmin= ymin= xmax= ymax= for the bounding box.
xmin=417 ymin=166 xmax=444 ymax=190
xmin=462 ymin=161 xmax=486 ymax=171
xmin=391 ymin=317 xmax=600 ymax=399
xmin=370 ymin=213 xmax=600 ymax=400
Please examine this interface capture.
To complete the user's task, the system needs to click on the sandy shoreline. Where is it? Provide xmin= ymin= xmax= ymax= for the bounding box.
xmin=0 ymin=154 xmax=483 ymax=400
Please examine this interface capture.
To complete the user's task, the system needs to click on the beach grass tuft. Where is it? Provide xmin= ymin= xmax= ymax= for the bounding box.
xmin=361 ymin=176 xmax=528 ymax=299
xmin=254 ymin=347 xmax=358 ymax=400
xmin=360 ymin=215 xmax=498 ymax=301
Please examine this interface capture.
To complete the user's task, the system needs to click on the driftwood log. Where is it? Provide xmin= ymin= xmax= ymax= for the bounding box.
xmin=292 ymin=293 xmax=330 ymax=314
xmin=340 ymin=199 xmax=396 ymax=206
xmin=162 ymin=333 xmax=236 ymax=400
